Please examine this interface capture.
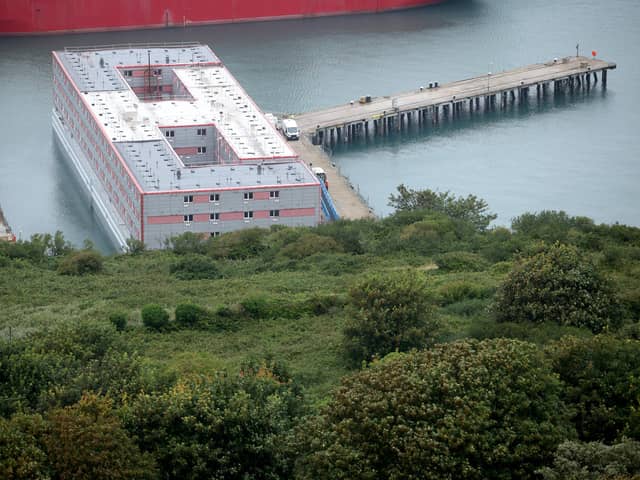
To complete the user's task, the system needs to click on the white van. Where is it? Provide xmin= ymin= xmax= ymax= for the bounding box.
xmin=280 ymin=118 xmax=300 ymax=141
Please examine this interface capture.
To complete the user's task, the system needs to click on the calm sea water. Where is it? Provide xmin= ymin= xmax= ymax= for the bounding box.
xmin=0 ymin=0 xmax=638 ymax=251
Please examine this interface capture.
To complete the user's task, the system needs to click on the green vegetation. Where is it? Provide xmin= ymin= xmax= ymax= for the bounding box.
xmin=493 ymin=242 xmax=619 ymax=332
xmin=343 ymin=269 xmax=437 ymax=364
xmin=1 ymin=189 xmax=640 ymax=478
xmin=295 ymin=339 xmax=574 ymax=480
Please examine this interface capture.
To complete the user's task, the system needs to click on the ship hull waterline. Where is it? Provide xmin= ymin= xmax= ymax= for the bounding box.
xmin=1 ymin=0 xmax=448 ymax=36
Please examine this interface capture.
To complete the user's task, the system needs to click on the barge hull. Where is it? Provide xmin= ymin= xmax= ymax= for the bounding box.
xmin=1 ymin=0 xmax=446 ymax=35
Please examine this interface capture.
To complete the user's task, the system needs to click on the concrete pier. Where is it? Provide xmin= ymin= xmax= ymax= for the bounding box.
xmin=294 ymin=56 xmax=616 ymax=144
xmin=289 ymin=137 xmax=373 ymax=220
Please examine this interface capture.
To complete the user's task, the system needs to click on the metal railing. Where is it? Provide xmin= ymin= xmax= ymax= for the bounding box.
xmin=65 ymin=42 xmax=203 ymax=53
xmin=320 ymin=181 xmax=340 ymax=222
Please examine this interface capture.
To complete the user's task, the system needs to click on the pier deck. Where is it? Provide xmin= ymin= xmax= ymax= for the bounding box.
xmin=290 ymin=137 xmax=373 ymax=220
xmin=295 ymin=56 xmax=616 ymax=143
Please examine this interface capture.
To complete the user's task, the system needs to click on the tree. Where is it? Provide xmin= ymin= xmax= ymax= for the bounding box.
xmin=538 ymin=439 xmax=640 ymax=480
xmin=388 ymin=185 xmax=497 ymax=231
xmin=45 ymin=393 xmax=156 ymax=480
xmin=295 ymin=339 xmax=574 ymax=480
xmin=122 ymin=371 xmax=304 ymax=480
xmin=493 ymin=243 xmax=619 ymax=332
xmin=546 ymin=335 xmax=640 ymax=443
xmin=343 ymin=270 xmax=437 ymax=364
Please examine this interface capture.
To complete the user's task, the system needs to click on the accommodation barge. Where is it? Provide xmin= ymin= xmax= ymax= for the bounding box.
xmin=52 ymin=43 xmax=321 ymax=250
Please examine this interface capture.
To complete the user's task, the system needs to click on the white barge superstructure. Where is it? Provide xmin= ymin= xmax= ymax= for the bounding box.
xmin=52 ymin=43 xmax=321 ymax=250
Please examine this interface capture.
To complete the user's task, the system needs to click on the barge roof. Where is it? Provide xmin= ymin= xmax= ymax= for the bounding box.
xmin=54 ymin=43 xmax=309 ymax=193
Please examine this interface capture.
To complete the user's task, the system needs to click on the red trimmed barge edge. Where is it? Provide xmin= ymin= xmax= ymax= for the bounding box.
xmin=1 ymin=0 xmax=447 ymax=36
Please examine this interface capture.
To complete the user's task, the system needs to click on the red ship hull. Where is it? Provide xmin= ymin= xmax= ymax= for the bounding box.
xmin=0 ymin=0 xmax=447 ymax=36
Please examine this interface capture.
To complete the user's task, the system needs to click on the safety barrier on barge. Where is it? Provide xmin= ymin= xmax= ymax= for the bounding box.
xmin=294 ymin=56 xmax=616 ymax=145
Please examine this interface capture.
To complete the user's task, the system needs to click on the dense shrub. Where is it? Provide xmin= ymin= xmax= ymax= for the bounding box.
xmin=0 ymin=322 xmax=148 ymax=415
xmin=546 ymin=335 xmax=640 ymax=442
xmin=538 ymin=439 xmax=640 ymax=480
xmin=125 ymin=238 xmax=146 ymax=255
xmin=208 ymin=228 xmax=267 ymax=259
xmin=141 ymin=304 xmax=170 ymax=331
xmin=174 ymin=303 xmax=210 ymax=328
xmin=511 ymin=211 xmax=595 ymax=243
xmin=122 ymin=373 xmax=304 ymax=480
xmin=44 ymin=394 xmax=156 ymax=480
xmin=0 ymin=414 xmax=48 ymax=480
xmin=57 ymin=250 xmax=103 ymax=275
xmin=389 ymin=185 xmax=497 ymax=231
xmin=434 ymin=251 xmax=489 ymax=272
xmin=165 ymin=232 xmax=207 ymax=255
xmin=343 ymin=270 xmax=437 ymax=364
xmin=493 ymin=243 xmax=619 ymax=332
xmin=109 ymin=312 xmax=127 ymax=332
xmin=295 ymin=339 xmax=574 ymax=480
xmin=280 ymin=233 xmax=342 ymax=260
xmin=437 ymin=279 xmax=494 ymax=305
xmin=169 ymin=254 xmax=221 ymax=280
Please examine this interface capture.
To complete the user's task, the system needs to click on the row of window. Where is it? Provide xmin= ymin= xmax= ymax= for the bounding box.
xmin=183 ymin=192 xmax=279 ymax=204
xmin=122 ymin=69 xmax=162 ymax=77
xmin=183 ymin=210 xmax=280 ymax=223
xmin=164 ymin=128 xmax=208 ymax=138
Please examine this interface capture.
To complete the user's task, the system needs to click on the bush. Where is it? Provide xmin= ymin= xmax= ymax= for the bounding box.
xmin=125 ymin=238 xmax=146 ymax=255
xmin=538 ymin=439 xmax=640 ymax=480
xmin=388 ymin=185 xmax=497 ymax=232
xmin=434 ymin=251 xmax=489 ymax=272
xmin=0 ymin=414 xmax=48 ymax=480
xmin=122 ymin=373 xmax=304 ymax=480
xmin=109 ymin=312 xmax=127 ymax=332
xmin=141 ymin=304 xmax=170 ymax=331
xmin=546 ymin=335 xmax=640 ymax=443
xmin=169 ymin=254 xmax=221 ymax=280
xmin=208 ymin=228 xmax=267 ymax=259
xmin=343 ymin=270 xmax=437 ymax=364
xmin=280 ymin=233 xmax=342 ymax=260
xmin=0 ymin=322 xmax=148 ymax=415
xmin=511 ymin=210 xmax=594 ymax=243
xmin=493 ymin=243 xmax=619 ymax=332
xmin=437 ymin=279 xmax=494 ymax=305
xmin=45 ymin=394 xmax=156 ymax=480
xmin=165 ymin=232 xmax=207 ymax=255
xmin=174 ymin=303 xmax=209 ymax=328
xmin=296 ymin=339 xmax=574 ymax=480
xmin=57 ymin=250 xmax=103 ymax=275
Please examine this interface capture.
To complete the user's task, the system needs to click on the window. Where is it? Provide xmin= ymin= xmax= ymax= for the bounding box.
xmin=209 ymin=193 xmax=220 ymax=202
xmin=270 ymin=210 xmax=280 ymax=217
xmin=197 ymin=128 xmax=207 ymax=136
xmin=270 ymin=190 xmax=280 ymax=199
xmin=123 ymin=70 xmax=133 ymax=77
xmin=183 ymin=214 xmax=193 ymax=223
xmin=197 ymin=146 xmax=206 ymax=154
xmin=243 ymin=192 xmax=254 ymax=200
xmin=210 ymin=213 xmax=220 ymax=221
xmin=244 ymin=211 xmax=253 ymax=219
xmin=210 ymin=232 xmax=220 ymax=238
xmin=183 ymin=195 xmax=193 ymax=204
xmin=165 ymin=130 xmax=175 ymax=138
